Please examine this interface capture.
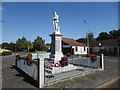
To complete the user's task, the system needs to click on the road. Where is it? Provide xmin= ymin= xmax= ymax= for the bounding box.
xmin=104 ymin=56 xmax=119 ymax=70
xmin=1 ymin=54 xmax=120 ymax=88
xmin=107 ymin=79 xmax=119 ymax=88
xmin=2 ymin=54 xmax=37 ymax=88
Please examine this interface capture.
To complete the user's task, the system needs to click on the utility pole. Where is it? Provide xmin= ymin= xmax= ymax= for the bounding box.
xmin=28 ymin=43 xmax=29 ymax=53
xmin=86 ymin=33 xmax=89 ymax=53
xmin=26 ymin=36 xmax=29 ymax=53
xmin=84 ymin=20 xmax=89 ymax=53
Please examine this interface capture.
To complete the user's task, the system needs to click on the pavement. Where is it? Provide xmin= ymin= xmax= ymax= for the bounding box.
xmin=1 ymin=54 xmax=120 ymax=89
xmin=45 ymin=56 xmax=119 ymax=88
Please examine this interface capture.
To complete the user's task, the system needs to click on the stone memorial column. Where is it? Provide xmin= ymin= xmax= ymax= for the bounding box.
xmin=49 ymin=12 xmax=63 ymax=62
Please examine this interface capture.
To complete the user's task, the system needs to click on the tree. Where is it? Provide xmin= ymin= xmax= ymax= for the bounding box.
xmin=109 ymin=29 xmax=120 ymax=39
xmin=33 ymin=36 xmax=46 ymax=51
xmin=9 ymin=42 xmax=15 ymax=51
xmin=76 ymin=32 xmax=96 ymax=43
xmin=45 ymin=43 xmax=51 ymax=52
xmin=76 ymin=38 xmax=86 ymax=43
xmin=96 ymin=29 xmax=120 ymax=41
xmin=2 ymin=42 xmax=9 ymax=49
xmin=96 ymin=32 xmax=112 ymax=41
xmin=87 ymin=32 xmax=96 ymax=42
xmin=26 ymin=41 xmax=33 ymax=52
xmin=16 ymin=37 xmax=28 ymax=51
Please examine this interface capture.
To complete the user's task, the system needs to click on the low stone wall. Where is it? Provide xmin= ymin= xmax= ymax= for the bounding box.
xmin=17 ymin=59 xmax=38 ymax=80
xmin=68 ymin=56 xmax=101 ymax=68
xmin=31 ymin=53 xmax=50 ymax=59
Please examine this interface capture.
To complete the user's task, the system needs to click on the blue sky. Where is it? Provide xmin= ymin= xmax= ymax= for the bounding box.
xmin=2 ymin=2 xmax=118 ymax=44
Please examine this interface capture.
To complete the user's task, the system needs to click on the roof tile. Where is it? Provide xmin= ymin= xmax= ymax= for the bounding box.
xmin=89 ymin=39 xmax=120 ymax=47
xmin=62 ymin=38 xmax=87 ymax=46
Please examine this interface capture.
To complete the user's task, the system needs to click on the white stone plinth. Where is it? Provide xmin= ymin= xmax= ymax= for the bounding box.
xmin=53 ymin=64 xmax=78 ymax=74
xmin=49 ymin=33 xmax=63 ymax=62
xmin=45 ymin=64 xmax=78 ymax=74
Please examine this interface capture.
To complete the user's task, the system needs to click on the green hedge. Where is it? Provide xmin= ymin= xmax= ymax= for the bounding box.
xmin=1 ymin=51 xmax=12 ymax=56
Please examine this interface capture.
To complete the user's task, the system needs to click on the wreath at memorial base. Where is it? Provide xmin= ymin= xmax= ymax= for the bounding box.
xmin=54 ymin=63 xmax=61 ymax=67
xmin=60 ymin=57 xmax=68 ymax=67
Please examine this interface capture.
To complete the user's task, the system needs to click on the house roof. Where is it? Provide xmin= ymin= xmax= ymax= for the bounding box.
xmin=89 ymin=39 xmax=120 ymax=47
xmin=62 ymin=38 xmax=87 ymax=46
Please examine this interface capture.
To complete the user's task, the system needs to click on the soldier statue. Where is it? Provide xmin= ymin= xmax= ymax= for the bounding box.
xmin=53 ymin=12 xmax=60 ymax=34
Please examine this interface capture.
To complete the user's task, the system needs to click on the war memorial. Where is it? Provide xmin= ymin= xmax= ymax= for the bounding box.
xmin=15 ymin=12 xmax=104 ymax=88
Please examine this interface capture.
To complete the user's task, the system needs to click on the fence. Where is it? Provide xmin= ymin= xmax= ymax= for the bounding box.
xmin=16 ymin=54 xmax=104 ymax=88
xmin=44 ymin=55 xmax=104 ymax=85
xmin=68 ymin=56 xmax=101 ymax=68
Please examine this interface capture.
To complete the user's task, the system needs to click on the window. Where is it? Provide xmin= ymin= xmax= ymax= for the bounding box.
xmin=76 ymin=46 xmax=78 ymax=52
xmin=84 ymin=47 xmax=86 ymax=51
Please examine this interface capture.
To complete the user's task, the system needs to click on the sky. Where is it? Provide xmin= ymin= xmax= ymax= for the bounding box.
xmin=1 ymin=2 xmax=118 ymax=44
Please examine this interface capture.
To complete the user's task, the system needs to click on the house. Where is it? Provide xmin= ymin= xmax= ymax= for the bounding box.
xmin=89 ymin=39 xmax=120 ymax=56
xmin=62 ymin=38 xmax=88 ymax=55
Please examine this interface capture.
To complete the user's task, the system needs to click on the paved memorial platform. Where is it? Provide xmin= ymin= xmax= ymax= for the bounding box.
xmin=45 ymin=67 xmax=100 ymax=84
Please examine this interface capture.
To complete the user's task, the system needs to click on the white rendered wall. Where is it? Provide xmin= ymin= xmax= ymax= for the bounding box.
xmin=72 ymin=46 xmax=88 ymax=55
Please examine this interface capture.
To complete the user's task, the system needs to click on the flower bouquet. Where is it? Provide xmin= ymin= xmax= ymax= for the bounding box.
xmin=60 ymin=57 xmax=68 ymax=67
xmin=25 ymin=53 xmax=34 ymax=66
xmin=25 ymin=53 xmax=32 ymax=61
xmin=15 ymin=54 xmax=21 ymax=60
xmin=90 ymin=54 xmax=97 ymax=62
xmin=16 ymin=54 xmax=20 ymax=57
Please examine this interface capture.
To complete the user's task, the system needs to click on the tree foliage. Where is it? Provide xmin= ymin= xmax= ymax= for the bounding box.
xmin=76 ymin=38 xmax=86 ymax=43
xmin=1 ymin=29 xmax=119 ymax=52
xmin=109 ymin=29 xmax=120 ymax=39
xmin=76 ymin=32 xmax=96 ymax=43
xmin=2 ymin=42 xmax=9 ymax=49
xmin=9 ymin=42 xmax=15 ymax=51
xmin=33 ymin=36 xmax=47 ymax=51
xmin=1 ymin=36 xmax=47 ymax=52
xmin=87 ymin=32 xmax=96 ymax=42
xmin=27 ymin=41 xmax=33 ymax=52
xmin=1 ymin=42 xmax=15 ymax=51
xmin=96 ymin=32 xmax=112 ymax=40
xmin=16 ymin=37 xmax=28 ymax=51
xmin=96 ymin=29 xmax=120 ymax=41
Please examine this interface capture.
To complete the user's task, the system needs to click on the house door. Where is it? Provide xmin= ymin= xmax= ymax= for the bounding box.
xmin=71 ymin=48 xmax=74 ymax=55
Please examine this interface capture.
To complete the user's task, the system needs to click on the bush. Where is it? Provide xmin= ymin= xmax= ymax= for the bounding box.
xmin=2 ymin=51 xmax=12 ymax=56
